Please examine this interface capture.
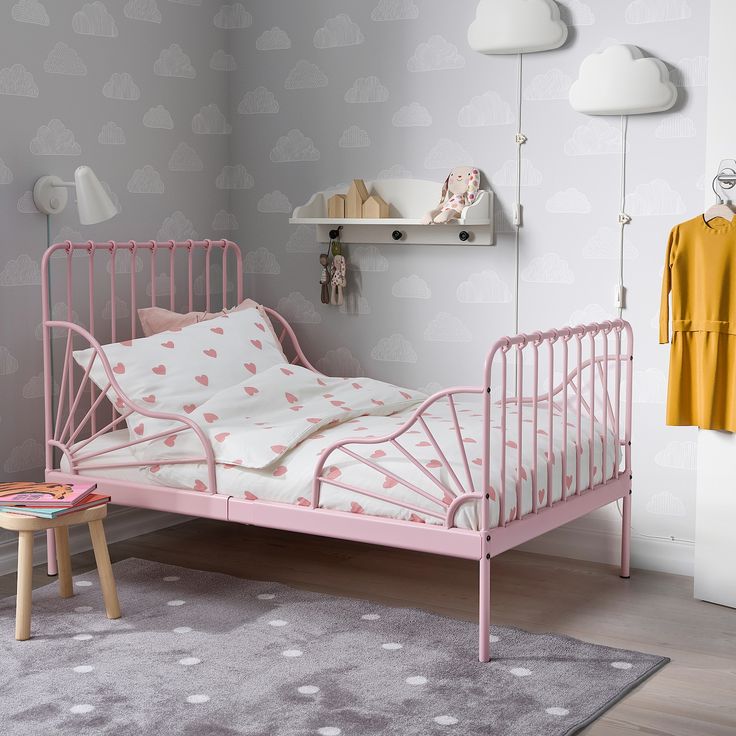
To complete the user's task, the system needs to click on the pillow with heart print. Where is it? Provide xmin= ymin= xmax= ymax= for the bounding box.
xmin=72 ymin=305 xmax=286 ymax=444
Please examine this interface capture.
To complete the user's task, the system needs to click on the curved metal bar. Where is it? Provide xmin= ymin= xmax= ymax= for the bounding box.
xmin=501 ymin=353 xmax=626 ymax=407
xmin=261 ymin=307 xmax=321 ymax=373
xmin=446 ymin=492 xmax=483 ymax=528
xmin=44 ymin=320 xmax=218 ymax=492
xmin=41 ymin=239 xmax=240 ymax=482
xmin=47 ymin=440 xmax=75 ymax=473
xmin=312 ymin=386 xmax=483 ymax=507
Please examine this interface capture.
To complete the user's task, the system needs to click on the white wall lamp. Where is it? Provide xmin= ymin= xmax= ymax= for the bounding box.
xmin=33 ymin=165 xmax=117 ymax=225
xmin=569 ymin=44 xmax=677 ymax=317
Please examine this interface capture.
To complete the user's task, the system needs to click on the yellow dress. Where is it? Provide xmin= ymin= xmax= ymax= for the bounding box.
xmin=660 ymin=214 xmax=736 ymax=431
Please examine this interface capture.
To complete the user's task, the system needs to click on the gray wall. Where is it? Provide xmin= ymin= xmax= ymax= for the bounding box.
xmin=229 ymin=0 xmax=709 ymax=572
xmin=0 ymin=0 xmax=230 ymax=493
xmin=0 ymin=0 xmax=711 ymax=573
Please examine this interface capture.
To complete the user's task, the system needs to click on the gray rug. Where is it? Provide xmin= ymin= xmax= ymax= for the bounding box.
xmin=0 ymin=558 xmax=667 ymax=736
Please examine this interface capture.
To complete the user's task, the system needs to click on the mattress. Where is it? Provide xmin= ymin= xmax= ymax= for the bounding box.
xmin=63 ymin=399 xmax=620 ymax=531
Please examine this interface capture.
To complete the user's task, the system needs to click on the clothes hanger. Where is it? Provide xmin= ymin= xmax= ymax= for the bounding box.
xmin=704 ymin=168 xmax=736 ymax=223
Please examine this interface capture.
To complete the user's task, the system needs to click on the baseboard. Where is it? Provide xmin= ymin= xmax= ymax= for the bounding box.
xmin=0 ymin=505 xmax=694 ymax=580
xmin=519 ymin=523 xmax=695 ymax=577
xmin=0 ymin=506 xmax=188 ymax=578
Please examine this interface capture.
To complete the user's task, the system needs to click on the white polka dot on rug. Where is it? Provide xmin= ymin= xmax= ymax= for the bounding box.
xmin=489 ymin=634 xmax=500 ymax=643
xmin=75 ymin=580 xmax=93 ymax=588
xmin=405 ymin=676 xmax=427 ymax=686
xmin=545 ymin=707 xmax=570 ymax=716
xmin=72 ymin=665 xmax=95 ymax=674
xmin=69 ymin=704 xmax=94 ymax=714
xmin=317 ymin=728 xmax=341 ymax=735
xmin=510 ymin=667 xmax=532 ymax=677
xmin=433 ymin=715 xmax=458 ymax=726
xmin=178 ymin=657 xmax=201 ymax=666
xmin=173 ymin=626 xmax=192 ymax=634
xmin=269 ymin=619 xmax=288 ymax=627
xmin=361 ymin=613 xmax=380 ymax=621
xmin=298 ymin=685 xmax=320 ymax=695
xmin=167 ymin=599 xmax=185 ymax=606
xmin=257 ymin=593 xmax=276 ymax=600
xmin=610 ymin=661 xmax=633 ymax=670
xmin=72 ymin=634 xmax=93 ymax=641
xmin=74 ymin=606 xmax=93 ymax=613
xmin=186 ymin=694 xmax=210 ymax=704
xmin=381 ymin=642 xmax=402 ymax=650
xmin=163 ymin=576 xmax=180 ymax=582
xmin=282 ymin=649 xmax=303 ymax=658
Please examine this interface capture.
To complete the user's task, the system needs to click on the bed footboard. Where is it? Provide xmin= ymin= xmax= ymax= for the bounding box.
xmin=314 ymin=320 xmax=633 ymax=532
xmin=313 ymin=320 xmax=633 ymax=661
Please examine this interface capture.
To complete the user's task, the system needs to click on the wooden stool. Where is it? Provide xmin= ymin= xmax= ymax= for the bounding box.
xmin=0 ymin=504 xmax=120 ymax=640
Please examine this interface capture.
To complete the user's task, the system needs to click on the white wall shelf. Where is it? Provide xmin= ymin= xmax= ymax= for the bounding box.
xmin=290 ymin=178 xmax=494 ymax=246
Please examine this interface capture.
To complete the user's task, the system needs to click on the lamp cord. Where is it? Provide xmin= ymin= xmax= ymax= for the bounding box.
xmin=513 ymin=52 xmax=524 ymax=336
xmin=617 ymin=115 xmax=629 ymax=319
xmin=613 ymin=133 xmax=695 ymax=545
xmin=615 ymin=500 xmax=694 ymax=545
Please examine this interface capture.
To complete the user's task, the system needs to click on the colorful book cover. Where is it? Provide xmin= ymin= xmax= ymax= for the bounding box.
xmin=0 ymin=481 xmax=97 ymax=507
xmin=0 ymin=494 xmax=110 ymax=519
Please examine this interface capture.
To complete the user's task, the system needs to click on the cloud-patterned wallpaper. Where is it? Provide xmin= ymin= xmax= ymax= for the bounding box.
xmin=0 ymin=2 xmax=230 ymax=499
xmin=0 ymin=0 xmax=710 ymax=571
xmin=228 ymin=0 xmax=709 ymax=566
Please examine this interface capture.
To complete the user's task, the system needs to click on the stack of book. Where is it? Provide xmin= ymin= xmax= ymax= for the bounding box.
xmin=0 ymin=482 xmax=109 ymax=519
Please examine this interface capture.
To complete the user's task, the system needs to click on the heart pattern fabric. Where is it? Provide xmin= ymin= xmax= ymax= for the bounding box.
xmin=72 ymin=306 xmax=286 ymax=442
xmin=145 ymin=398 xmax=619 ymax=530
xmin=134 ymin=363 xmax=424 ymax=469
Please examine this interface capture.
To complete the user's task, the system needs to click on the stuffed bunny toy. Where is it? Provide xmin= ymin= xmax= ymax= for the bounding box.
xmin=422 ymin=166 xmax=480 ymax=224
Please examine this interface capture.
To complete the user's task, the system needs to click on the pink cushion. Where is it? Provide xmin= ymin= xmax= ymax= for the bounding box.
xmin=138 ymin=299 xmax=259 ymax=337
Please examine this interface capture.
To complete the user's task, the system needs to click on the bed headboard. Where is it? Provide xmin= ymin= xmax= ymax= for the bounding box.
xmin=40 ymin=240 xmax=243 ymax=467
xmin=40 ymin=239 xmax=320 ymax=475
xmin=41 ymin=239 xmax=243 ymax=344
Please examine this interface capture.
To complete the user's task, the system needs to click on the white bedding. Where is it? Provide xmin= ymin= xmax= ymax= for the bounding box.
xmin=67 ymin=395 xmax=619 ymax=532
xmin=131 ymin=363 xmax=424 ymax=469
xmin=61 ymin=430 xmax=156 ymax=485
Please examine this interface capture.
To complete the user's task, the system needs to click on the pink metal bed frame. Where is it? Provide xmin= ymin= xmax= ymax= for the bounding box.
xmin=41 ymin=240 xmax=634 ymax=662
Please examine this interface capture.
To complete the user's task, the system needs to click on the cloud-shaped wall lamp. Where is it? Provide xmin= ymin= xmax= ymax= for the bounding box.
xmin=568 ymin=45 xmax=677 ymax=320
xmin=467 ymin=0 xmax=567 ymax=55
xmin=467 ymin=0 xmax=568 ymax=335
xmin=569 ymin=44 xmax=677 ymax=116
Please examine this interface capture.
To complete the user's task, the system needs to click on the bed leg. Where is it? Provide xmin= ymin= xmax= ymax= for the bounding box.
xmin=620 ymin=493 xmax=631 ymax=579
xmin=46 ymin=529 xmax=58 ymax=577
xmin=478 ymin=553 xmax=491 ymax=662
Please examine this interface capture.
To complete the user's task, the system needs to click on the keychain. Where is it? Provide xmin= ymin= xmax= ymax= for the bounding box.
xmin=329 ymin=228 xmax=346 ymax=307
xmin=319 ymin=251 xmax=331 ymax=305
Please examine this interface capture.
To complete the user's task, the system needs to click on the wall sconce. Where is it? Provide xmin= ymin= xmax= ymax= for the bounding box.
xmin=33 ymin=165 xmax=117 ymax=225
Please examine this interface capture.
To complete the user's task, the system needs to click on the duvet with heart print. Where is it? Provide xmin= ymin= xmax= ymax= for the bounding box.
xmin=130 ymin=364 xmax=425 ymax=469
